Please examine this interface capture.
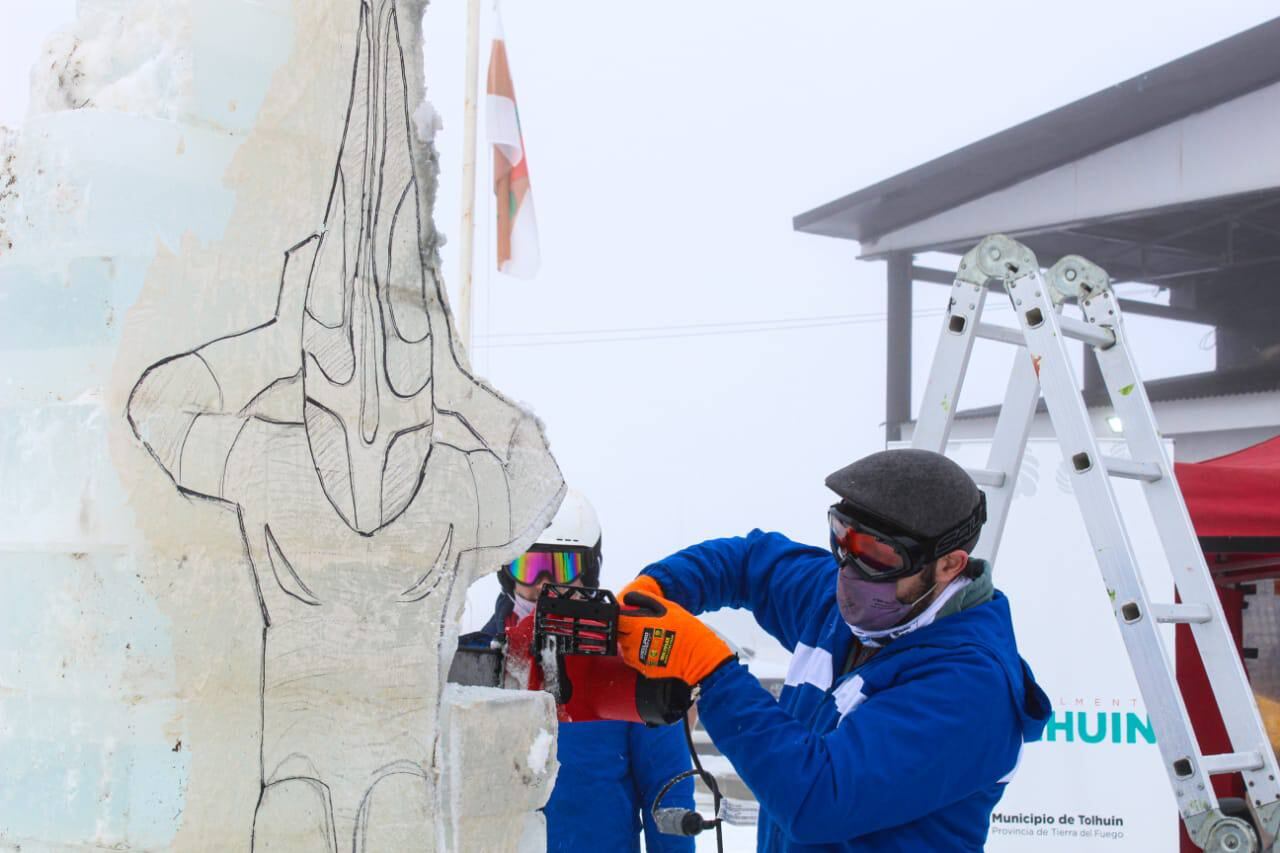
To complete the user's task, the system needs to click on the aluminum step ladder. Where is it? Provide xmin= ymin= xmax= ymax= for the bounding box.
xmin=911 ymin=234 xmax=1280 ymax=853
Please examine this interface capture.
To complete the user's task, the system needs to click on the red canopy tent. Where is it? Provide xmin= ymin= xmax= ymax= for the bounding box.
xmin=1176 ymin=435 xmax=1280 ymax=583
xmin=1173 ymin=435 xmax=1280 ymax=851
xmin=1177 ymin=436 xmax=1280 ymax=535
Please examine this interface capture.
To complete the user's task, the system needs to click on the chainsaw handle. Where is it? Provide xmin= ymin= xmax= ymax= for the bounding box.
xmin=634 ymin=674 xmax=693 ymax=726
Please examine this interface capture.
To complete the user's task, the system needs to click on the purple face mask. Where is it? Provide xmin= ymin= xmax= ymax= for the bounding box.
xmin=837 ymin=567 xmax=936 ymax=632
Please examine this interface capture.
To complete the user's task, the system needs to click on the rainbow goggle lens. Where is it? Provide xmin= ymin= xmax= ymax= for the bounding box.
xmin=503 ymin=549 xmax=584 ymax=586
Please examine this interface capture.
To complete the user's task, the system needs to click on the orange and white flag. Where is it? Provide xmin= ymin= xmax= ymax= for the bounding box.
xmin=487 ymin=16 xmax=539 ymax=279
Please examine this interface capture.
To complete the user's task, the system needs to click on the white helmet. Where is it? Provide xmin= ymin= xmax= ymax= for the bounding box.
xmin=501 ymin=489 xmax=603 ymax=593
xmin=536 ymin=489 xmax=602 ymax=550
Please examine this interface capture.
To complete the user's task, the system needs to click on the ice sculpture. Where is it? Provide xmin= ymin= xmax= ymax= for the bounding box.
xmin=2 ymin=1 xmax=563 ymax=850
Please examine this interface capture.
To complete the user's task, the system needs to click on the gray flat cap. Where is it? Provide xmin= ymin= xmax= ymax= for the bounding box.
xmin=825 ymin=449 xmax=982 ymax=538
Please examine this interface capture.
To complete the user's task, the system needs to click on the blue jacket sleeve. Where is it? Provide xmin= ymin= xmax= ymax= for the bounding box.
xmin=696 ymin=657 xmax=1022 ymax=845
xmin=628 ymin=723 xmax=695 ymax=853
xmin=641 ymin=530 xmax=836 ymax=653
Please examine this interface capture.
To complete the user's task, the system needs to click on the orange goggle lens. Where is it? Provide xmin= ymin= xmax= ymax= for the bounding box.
xmin=829 ymin=514 xmax=907 ymax=577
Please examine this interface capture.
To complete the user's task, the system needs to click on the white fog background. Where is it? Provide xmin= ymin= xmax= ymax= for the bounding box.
xmin=2 ymin=0 xmax=1271 ymax=651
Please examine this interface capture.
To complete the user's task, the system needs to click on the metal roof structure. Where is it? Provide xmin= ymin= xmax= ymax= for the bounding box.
xmin=794 ymin=17 xmax=1280 ymax=445
xmin=794 ymin=17 xmax=1280 ymax=284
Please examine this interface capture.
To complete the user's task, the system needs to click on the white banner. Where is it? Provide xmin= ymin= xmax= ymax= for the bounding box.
xmin=935 ymin=439 xmax=1179 ymax=851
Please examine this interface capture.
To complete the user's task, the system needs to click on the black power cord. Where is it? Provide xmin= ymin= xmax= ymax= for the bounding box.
xmin=686 ymin=714 xmax=726 ymax=853
xmin=650 ymin=715 xmax=724 ymax=852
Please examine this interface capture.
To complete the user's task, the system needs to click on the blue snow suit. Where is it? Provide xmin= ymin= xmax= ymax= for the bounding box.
xmin=470 ymin=595 xmax=696 ymax=853
xmin=642 ymin=530 xmax=1051 ymax=852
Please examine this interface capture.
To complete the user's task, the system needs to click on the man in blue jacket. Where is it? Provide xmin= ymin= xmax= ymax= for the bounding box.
xmin=616 ymin=449 xmax=1051 ymax=852
xmin=462 ymin=490 xmax=695 ymax=853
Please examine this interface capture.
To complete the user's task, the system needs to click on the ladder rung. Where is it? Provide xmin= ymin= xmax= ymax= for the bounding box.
xmin=1057 ymin=315 xmax=1116 ymax=349
xmin=1102 ymin=457 xmax=1163 ymax=482
xmin=966 ymin=468 xmax=1007 ymax=488
xmin=1201 ymin=751 xmax=1265 ymax=775
xmin=1150 ymin=603 xmax=1213 ymax=624
xmin=974 ymin=322 xmax=1025 ymax=346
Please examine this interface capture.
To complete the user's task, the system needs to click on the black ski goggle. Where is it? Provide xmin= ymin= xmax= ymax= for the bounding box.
xmin=828 ymin=493 xmax=986 ymax=582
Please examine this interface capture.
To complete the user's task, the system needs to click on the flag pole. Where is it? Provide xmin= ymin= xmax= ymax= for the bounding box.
xmin=457 ymin=0 xmax=482 ymax=353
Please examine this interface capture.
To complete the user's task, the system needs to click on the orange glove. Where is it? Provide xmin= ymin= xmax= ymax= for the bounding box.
xmin=617 ymin=588 xmax=735 ymax=687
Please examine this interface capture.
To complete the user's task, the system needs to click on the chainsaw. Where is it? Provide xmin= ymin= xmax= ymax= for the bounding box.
xmin=449 ymin=584 xmax=693 ymax=726
xmin=447 ymin=584 xmax=754 ymax=845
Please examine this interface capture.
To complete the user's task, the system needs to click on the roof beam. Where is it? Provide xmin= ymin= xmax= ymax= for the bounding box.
xmin=1060 ymin=227 xmax=1219 ymax=262
xmin=910 ymin=265 xmax=957 ymax=285
xmin=1141 ymin=253 xmax=1280 ymax=283
xmin=1113 ymin=299 xmax=1214 ymax=325
xmin=1109 ymin=194 xmax=1280 ymax=263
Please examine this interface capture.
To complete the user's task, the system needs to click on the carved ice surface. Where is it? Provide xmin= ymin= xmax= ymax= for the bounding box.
xmin=527 ymin=729 xmax=555 ymax=776
xmin=440 ymin=686 xmax=560 ymax=850
xmin=2 ymin=1 xmax=563 ymax=850
xmin=27 ymin=2 xmax=195 ymax=120
xmin=0 ymin=126 xmax=17 ymax=255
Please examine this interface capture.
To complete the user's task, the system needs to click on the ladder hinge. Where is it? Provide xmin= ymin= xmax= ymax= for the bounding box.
xmin=957 ymin=234 xmax=1040 ymax=286
xmin=1047 ymin=255 xmax=1112 ymax=303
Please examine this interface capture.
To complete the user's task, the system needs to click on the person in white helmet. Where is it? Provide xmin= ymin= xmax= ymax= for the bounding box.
xmin=467 ymin=491 xmax=696 ymax=853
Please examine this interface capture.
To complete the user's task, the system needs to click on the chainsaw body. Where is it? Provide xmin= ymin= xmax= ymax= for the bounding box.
xmin=449 ymin=585 xmax=691 ymax=726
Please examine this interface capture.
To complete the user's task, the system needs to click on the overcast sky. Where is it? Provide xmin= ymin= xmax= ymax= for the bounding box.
xmin=4 ymin=0 xmax=1277 ymax=641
